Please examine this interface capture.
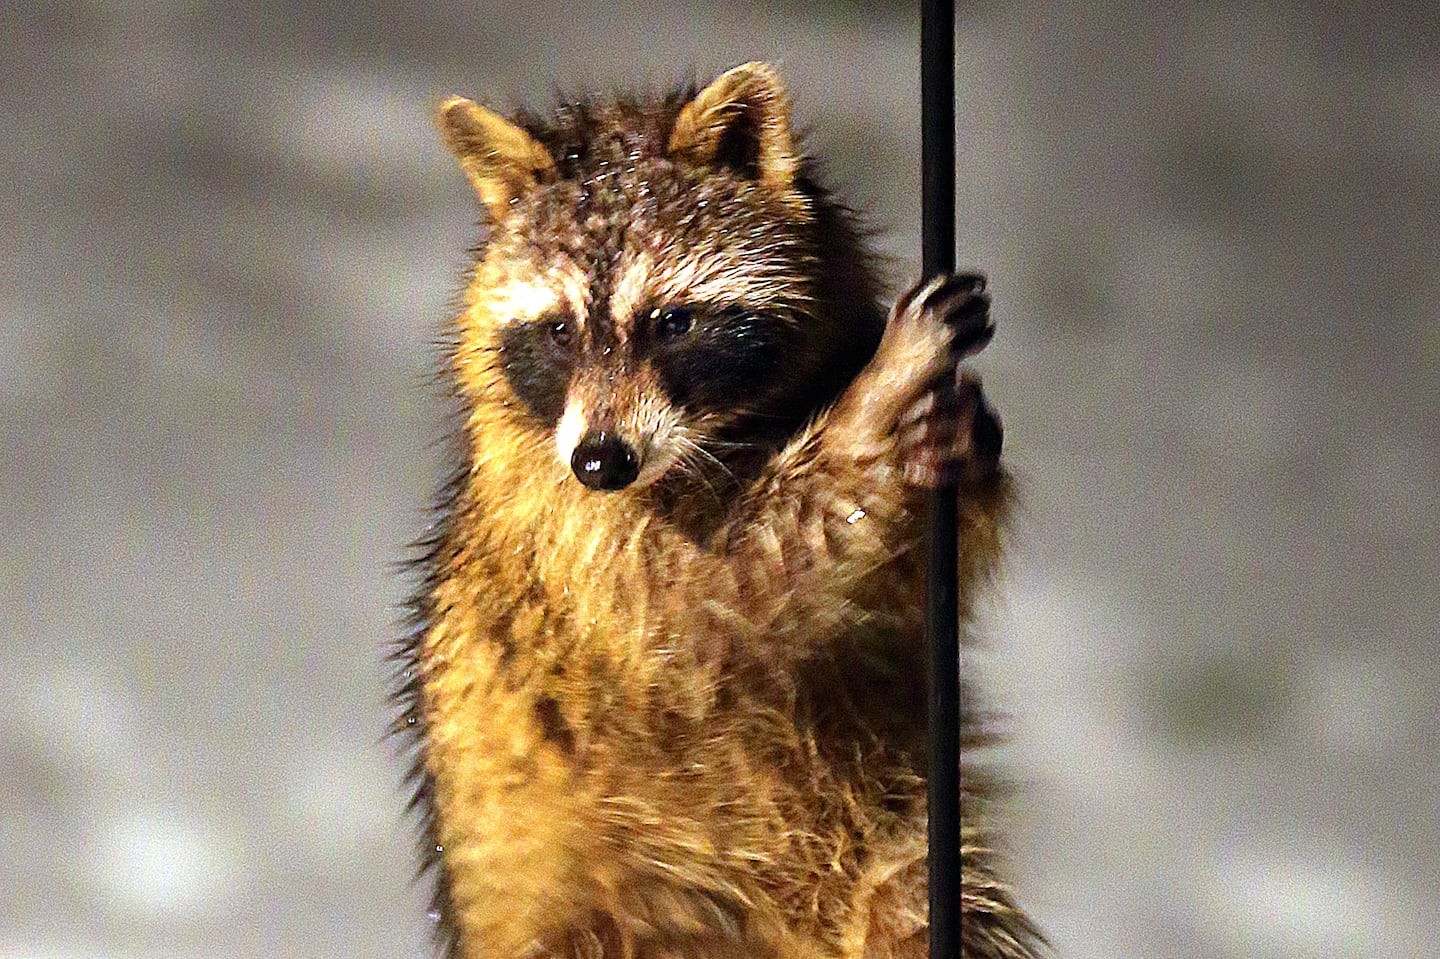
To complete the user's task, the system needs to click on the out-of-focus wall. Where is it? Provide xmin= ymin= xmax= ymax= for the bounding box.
xmin=2 ymin=2 xmax=1435 ymax=957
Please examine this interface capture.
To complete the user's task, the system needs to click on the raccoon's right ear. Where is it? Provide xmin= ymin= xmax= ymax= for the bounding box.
xmin=437 ymin=97 xmax=555 ymax=219
xmin=669 ymin=62 xmax=800 ymax=193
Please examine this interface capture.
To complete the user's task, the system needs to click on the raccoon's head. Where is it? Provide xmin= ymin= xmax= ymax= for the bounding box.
xmin=439 ymin=63 xmax=882 ymax=492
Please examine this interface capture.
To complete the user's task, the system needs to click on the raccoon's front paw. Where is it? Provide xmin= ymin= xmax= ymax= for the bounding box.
xmin=836 ymin=272 xmax=1000 ymax=481
xmin=890 ymin=271 xmax=994 ymax=362
xmin=898 ymin=369 xmax=1002 ymax=488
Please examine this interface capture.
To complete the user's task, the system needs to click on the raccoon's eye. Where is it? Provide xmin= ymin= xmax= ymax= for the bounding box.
xmin=546 ymin=317 xmax=575 ymax=349
xmin=654 ymin=307 xmax=693 ymax=339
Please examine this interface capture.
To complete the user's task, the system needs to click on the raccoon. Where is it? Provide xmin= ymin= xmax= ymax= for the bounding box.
xmin=394 ymin=62 xmax=1041 ymax=959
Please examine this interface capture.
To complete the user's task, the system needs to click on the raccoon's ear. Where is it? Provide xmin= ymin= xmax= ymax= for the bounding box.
xmin=668 ymin=62 xmax=799 ymax=191
xmin=437 ymin=96 xmax=555 ymax=218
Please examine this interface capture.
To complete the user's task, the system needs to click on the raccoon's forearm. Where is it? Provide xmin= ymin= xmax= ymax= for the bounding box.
xmin=692 ymin=418 xmax=927 ymax=654
xmin=684 ymin=276 xmax=1010 ymax=656
xmin=690 ymin=423 xmax=1006 ymax=660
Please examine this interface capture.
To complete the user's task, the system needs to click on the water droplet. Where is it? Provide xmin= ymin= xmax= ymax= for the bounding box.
xmin=427 ymin=907 xmax=442 ymax=923
xmin=406 ymin=715 xmax=417 ymax=726
xmin=435 ymin=844 xmax=444 ymax=852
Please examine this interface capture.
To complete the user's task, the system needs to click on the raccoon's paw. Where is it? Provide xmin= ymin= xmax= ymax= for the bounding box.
xmin=890 ymin=271 xmax=994 ymax=363
xmin=898 ymin=369 xmax=1003 ymax=488
xmin=836 ymin=272 xmax=997 ymax=467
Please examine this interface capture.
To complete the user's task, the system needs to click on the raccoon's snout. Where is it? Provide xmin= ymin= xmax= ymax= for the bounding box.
xmin=571 ymin=431 xmax=640 ymax=491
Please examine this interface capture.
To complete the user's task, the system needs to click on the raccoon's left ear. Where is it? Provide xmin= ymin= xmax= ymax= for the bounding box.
xmin=669 ymin=62 xmax=800 ymax=192
xmin=437 ymin=96 xmax=556 ymax=219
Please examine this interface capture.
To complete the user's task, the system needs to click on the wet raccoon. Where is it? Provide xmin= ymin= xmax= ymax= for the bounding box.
xmin=395 ymin=63 xmax=1042 ymax=959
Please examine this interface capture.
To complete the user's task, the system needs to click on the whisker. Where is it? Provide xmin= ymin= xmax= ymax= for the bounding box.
xmin=674 ymin=433 xmax=737 ymax=487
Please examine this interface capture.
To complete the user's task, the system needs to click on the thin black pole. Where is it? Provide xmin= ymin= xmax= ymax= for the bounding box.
xmin=922 ymin=0 xmax=960 ymax=956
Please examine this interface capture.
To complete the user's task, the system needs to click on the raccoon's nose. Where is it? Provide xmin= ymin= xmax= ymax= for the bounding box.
xmin=570 ymin=431 xmax=639 ymax=491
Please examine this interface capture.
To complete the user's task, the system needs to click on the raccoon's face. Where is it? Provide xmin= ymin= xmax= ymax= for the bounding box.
xmin=443 ymin=64 xmax=848 ymax=492
xmin=479 ymin=174 xmax=813 ymax=491
xmin=499 ymin=294 xmax=800 ymax=491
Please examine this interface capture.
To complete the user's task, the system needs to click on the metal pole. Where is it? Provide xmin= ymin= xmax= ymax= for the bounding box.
xmin=921 ymin=0 xmax=960 ymax=955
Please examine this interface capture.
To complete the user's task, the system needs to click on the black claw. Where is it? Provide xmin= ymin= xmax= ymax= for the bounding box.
xmin=923 ymin=272 xmax=987 ymax=306
xmin=953 ymin=315 xmax=995 ymax=357
xmin=949 ymin=271 xmax=987 ymax=295
xmin=938 ymin=287 xmax=993 ymax=357
xmin=913 ymin=273 xmax=994 ymax=358
xmin=897 ymin=271 xmax=988 ymax=323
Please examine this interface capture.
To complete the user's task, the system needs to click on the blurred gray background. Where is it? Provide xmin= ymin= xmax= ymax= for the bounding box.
xmin=3 ymin=1 xmax=1436 ymax=957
